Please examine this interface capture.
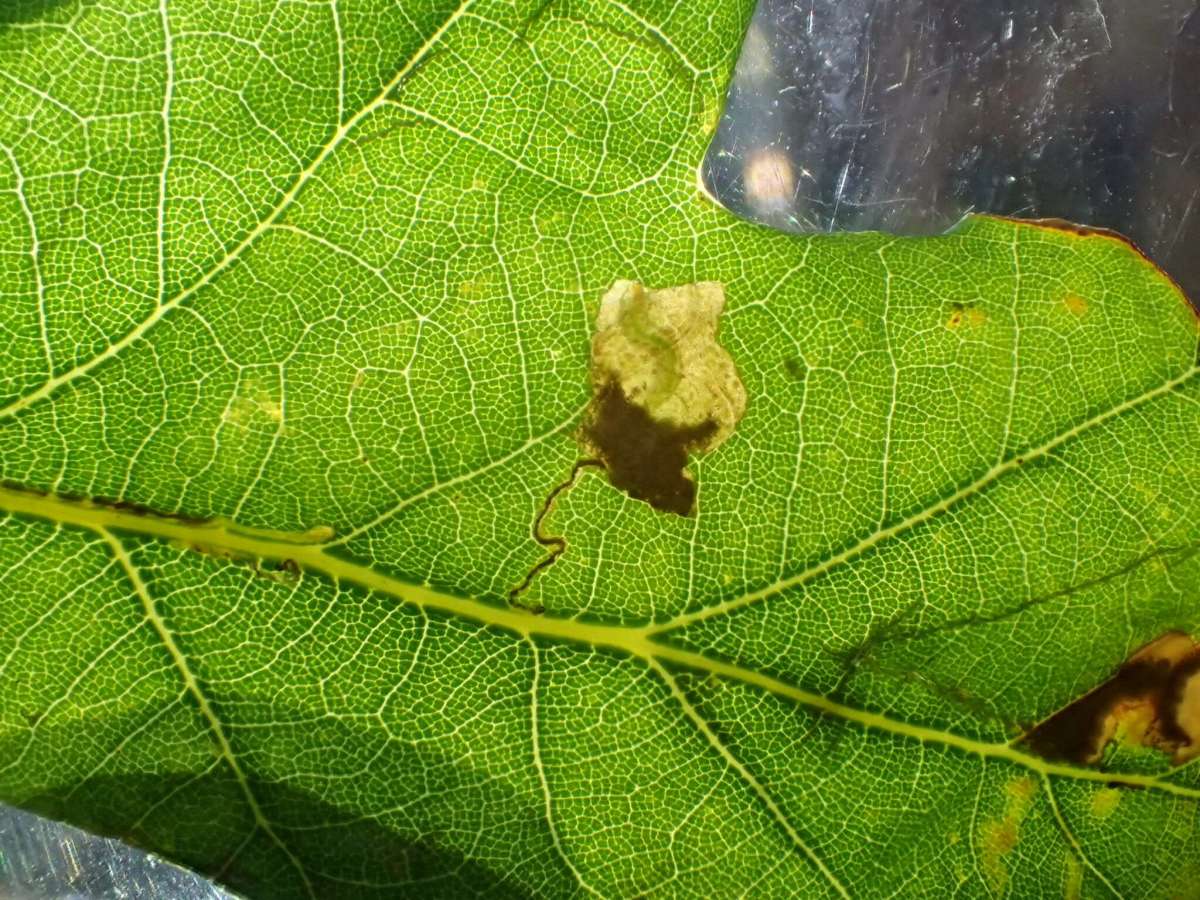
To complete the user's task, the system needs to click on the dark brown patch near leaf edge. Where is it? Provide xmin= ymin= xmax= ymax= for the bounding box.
xmin=583 ymin=381 xmax=717 ymax=516
xmin=1019 ymin=632 xmax=1200 ymax=766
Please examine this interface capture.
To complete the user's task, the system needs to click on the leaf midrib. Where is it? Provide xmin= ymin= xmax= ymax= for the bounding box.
xmin=2 ymin=347 xmax=1198 ymax=807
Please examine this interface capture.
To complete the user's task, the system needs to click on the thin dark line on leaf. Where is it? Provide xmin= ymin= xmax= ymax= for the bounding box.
xmin=1039 ymin=775 xmax=1125 ymax=898
xmin=646 ymin=364 xmax=1200 ymax=636
xmin=1051 ymin=452 xmax=1181 ymax=593
xmin=646 ymin=657 xmax=851 ymax=898
xmin=848 ymin=543 xmax=1200 ymax=667
xmin=509 ymin=459 xmax=604 ymax=611
xmin=99 ymin=528 xmax=317 ymax=900
xmin=0 ymin=0 xmax=481 ymax=423
xmin=644 ymin=642 xmax=1200 ymax=800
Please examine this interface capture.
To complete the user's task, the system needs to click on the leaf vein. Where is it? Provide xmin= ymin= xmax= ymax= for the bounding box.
xmin=648 ymin=364 xmax=1200 ymax=635
xmin=0 ymin=0 xmax=481 ymax=423
xmin=100 ymin=527 xmax=316 ymax=900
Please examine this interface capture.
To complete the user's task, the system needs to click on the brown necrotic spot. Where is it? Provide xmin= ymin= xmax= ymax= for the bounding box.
xmin=1020 ymin=632 xmax=1200 ymax=766
xmin=581 ymin=280 xmax=747 ymax=516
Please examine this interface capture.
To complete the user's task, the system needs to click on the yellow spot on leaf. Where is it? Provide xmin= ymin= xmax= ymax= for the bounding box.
xmin=946 ymin=303 xmax=988 ymax=330
xmin=223 ymin=379 xmax=283 ymax=427
xmin=1063 ymin=293 xmax=1089 ymax=317
xmin=1063 ymin=854 xmax=1083 ymax=900
xmin=1111 ymin=697 xmax=1159 ymax=750
xmin=459 ymin=278 xmax=492 ymax=300
xmin=980 ymin=777 xmax=1036 ymax=895
xmin=1007 ymin=775 xmax=1036 ymax=804
xmin=981 ymin=820 xmax=1018 ymax=894
xmin=700 ymin=96 xmax=721 ymax=135
xmin=1089 ymin=787 xmax=1120 ymax=820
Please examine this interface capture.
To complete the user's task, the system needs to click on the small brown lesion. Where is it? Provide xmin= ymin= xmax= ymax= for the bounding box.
xmin=1019 ymin=631 xmax=1200 ymax=766
xmin=783 ymin=357 xmax=806 ymax=381
xmin=945 ymin=301 xmax=986 ymax=330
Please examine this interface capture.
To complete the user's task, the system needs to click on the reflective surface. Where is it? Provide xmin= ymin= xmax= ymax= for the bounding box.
xmin=705 ymin=0 xmax=1200 ymax=302
xmin=0 ymin=804 xmax=234 ymax=899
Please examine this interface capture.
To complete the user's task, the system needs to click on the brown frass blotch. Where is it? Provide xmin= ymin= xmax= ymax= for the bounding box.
xmin=583 ymin=382 xmax=717 ymax=516
xmin=1020 ymin=631 xmax=1200 ymax=766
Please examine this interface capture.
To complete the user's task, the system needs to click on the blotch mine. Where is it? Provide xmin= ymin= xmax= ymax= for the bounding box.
xmin=1063 ymin=293 xmax=1089 ymax=317
xmin=582 ymin=280 xmax=746 ymax=515
xmin=1020 ymin=631 xmax=1200 ymax=766
xmin=583 ymin=382 xmax=716 ymax=516
xmin=979 ymin=776 xmax=1035 ymax=896
xmin=946 ymin=301 xmax=987 ymax=330
xmin=1089 ymin=787 xmax=1120 ymax=820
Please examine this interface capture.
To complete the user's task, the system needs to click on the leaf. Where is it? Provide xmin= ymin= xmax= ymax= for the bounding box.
xmin=1 ymin=1 xmax=1199 ymax=897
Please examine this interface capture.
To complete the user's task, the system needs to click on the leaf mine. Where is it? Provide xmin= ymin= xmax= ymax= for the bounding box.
xmin=1020 ymin=631 xmax=1200 ymax=766
xmin=581 ymin=280 xmax=747 ymax=515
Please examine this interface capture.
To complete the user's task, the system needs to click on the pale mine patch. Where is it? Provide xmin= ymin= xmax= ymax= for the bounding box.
xmin=223 ymin=378 xmax=283 ymax=427
xmin=1099 ymin=633 xmax=1200 ymax=764
xmin=589 ymin=280 xmax=746 ymax=449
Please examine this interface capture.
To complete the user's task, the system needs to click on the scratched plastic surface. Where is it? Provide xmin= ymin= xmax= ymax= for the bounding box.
xmin=704 ymin=0 xmax=1200 ymax=302
xmin=0 ymin=804 xmax=235 ymax=899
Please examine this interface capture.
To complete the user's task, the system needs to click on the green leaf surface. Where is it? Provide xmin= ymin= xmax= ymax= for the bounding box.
xmin=2 ymin=0 xmax=1199 ymax=897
